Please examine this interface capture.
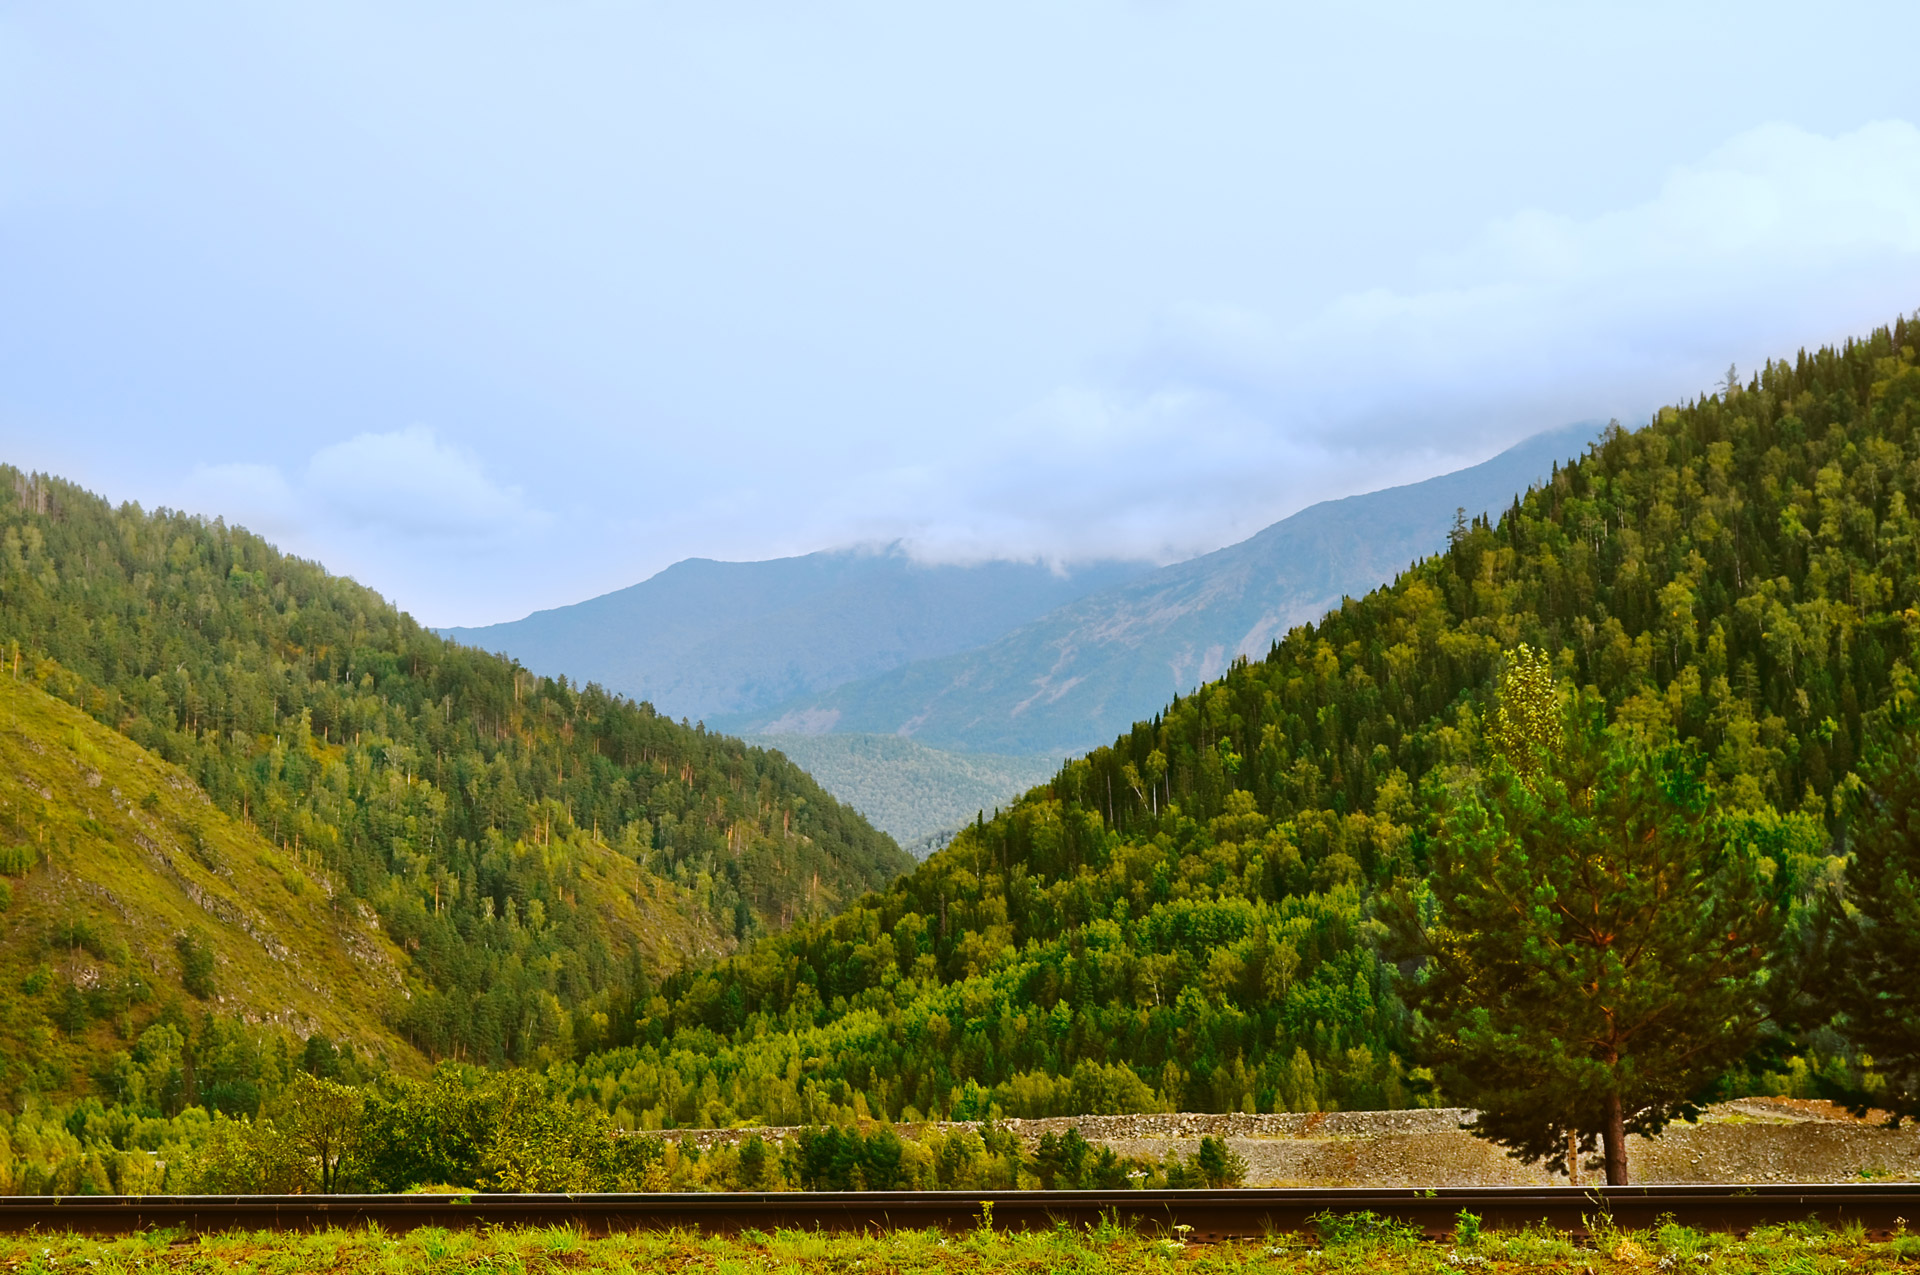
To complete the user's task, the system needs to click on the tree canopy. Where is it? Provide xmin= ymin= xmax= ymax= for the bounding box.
xmin=1828 ymin=714 xmax=1920 ymax=1123
xmin=1410 ymin=664 xmax=1782 ymax=1184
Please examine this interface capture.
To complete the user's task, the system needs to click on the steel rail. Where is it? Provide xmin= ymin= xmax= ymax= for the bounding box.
xmin=1 ymin=1185 xmax=1917 ymax=1240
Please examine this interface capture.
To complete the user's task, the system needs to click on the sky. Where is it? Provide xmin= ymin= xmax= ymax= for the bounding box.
xmin=4 ymin=3 xmax=1920 ymax=627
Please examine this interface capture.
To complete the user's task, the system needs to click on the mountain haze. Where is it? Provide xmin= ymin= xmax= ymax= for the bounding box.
xmin=443 ymin=549 xmax=1152 ymax=722
xmin=716 ymin=423 xmax=1602 ymax=756
xmin=746 ymin=734 xmax=1058 ymax=849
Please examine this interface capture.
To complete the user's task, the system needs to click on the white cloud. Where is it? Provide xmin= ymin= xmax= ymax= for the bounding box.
xmin=125 ymin=120 xmax=1920 ymax=621
xmin=178 ymin=462 xmax=302 ymax=539
xmin=179 ymin=426 xmax=545 ymax=550
xmin=305 ymin=425 xmax=544 ymax=538
xmin=1169 ymin=120 xmax=1920 ymax=437
xmin=880 ymin=120 xmax=1920 ymax=568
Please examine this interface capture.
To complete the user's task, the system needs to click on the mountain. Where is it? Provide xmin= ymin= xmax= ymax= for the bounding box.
xmin=713 ymin=422 xmax=1602 ymax=756
xmin=442 ymin=548 xmax=1153 ymax=723
xmin=552 ymin=319 xmax=1918 ymax=1130
xmin=0 ymin=670 xmax=421 ymax=1098
xmin=0 ymin=467 xmax=911 ymax=1075
xmin=746 ymin=734 xmax=1058 ymax=849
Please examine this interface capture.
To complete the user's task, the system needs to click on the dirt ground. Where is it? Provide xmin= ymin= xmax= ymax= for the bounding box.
xmin=665 ymin=1099 xmax=1920 ymax=1186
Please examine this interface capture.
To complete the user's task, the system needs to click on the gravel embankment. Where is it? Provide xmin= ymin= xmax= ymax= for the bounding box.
xmin=651 ymin=1098 xmax=1920 ymax=1185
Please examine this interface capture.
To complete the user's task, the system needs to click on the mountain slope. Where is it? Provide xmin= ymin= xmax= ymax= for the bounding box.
xmin=746 ymin=734 xmax=1058 ymax=849
xmin=443 ymin=548 xmax=1152 ymax=722
xmin=0 ymin=468 xmax=911 ymax=1069
xmin=554 ymin=319 xmax=1918 ymax=1129
xmin=0 ymin=671 xmax=422 ymax=1096
xmin=715 ymin=423 xmax=1600 ymax=755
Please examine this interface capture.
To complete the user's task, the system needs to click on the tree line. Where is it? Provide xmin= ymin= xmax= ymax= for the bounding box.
xmin=1 ymin=1037 xmax=1247 ymax=1194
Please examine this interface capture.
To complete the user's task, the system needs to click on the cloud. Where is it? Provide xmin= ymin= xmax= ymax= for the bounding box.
xmin=177 ymin=462 xmax=302 ymax=539
xmin=1150 ymin=120 xmax=1920 ymax=439
xmin=879 ymin=120 xmax=1920 ymax=568
xmin=138 ymin=119 xmax=1920 ymax=622
xmin=180 ymin=426 xmax=545 ymax=549
xmin=305 ymin=425 xmax=544 ymax=538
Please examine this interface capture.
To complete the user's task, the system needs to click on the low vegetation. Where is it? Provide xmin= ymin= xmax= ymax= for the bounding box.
xmin=0 ymin=1046 xmax=1248 ymax=1194
xmin=4 ymin=1216 xmax=1915 ymax=1275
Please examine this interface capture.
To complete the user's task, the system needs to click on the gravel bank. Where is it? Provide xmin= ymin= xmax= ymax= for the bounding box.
xmin=649 ymin=1098 xmax=1920 ymax=1185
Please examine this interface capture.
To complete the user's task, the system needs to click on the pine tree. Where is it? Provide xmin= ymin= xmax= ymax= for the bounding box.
xmin=1829 ymin=717 xmax=1920 ymax=1123
xmin=1411 ymin=655 xmax=1781 ymax=1184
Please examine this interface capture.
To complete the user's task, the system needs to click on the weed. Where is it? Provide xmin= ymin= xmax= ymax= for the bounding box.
xmin=1 ymin=1218 xmax=1915 ymax=1274
xmin=1310 ymin=1209 xmax=1424 ymax=1252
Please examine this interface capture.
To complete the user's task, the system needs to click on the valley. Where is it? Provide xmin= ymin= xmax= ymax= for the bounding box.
xmin=2 ymin=317 xmax=1919 ymax=1199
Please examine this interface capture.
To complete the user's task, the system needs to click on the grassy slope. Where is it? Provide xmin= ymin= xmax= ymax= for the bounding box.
xmin=0 ymin=672 xmax=432 ymax=1089
xmin=0 ymin=667 xmax=735 ymax=1096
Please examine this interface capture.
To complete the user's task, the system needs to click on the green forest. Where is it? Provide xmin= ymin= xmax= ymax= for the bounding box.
xmin=0 ymin=473 xmax=909 ymax=1073
xmin=4 ymin=316 xmax=1920 ymax=1193
xmin=556 ymin=319 xmax=1920 ymax=1134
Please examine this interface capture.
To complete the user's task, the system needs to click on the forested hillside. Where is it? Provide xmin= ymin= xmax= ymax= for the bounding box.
xmin=557 ymin=320 xmax=1920 ymax=1130
xmin=0 ymin=472 xmax=910 ymax=1070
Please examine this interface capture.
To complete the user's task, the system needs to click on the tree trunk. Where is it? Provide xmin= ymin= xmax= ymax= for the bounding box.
xmin=1601 ymin=1092 xmax=1630 ymax=1185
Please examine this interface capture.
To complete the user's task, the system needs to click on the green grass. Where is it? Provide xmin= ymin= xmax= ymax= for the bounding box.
xmin=0 ymin=673 xmax=423 ymax=1095
xmin=1 ymin=1219 xmax=1912 ymax=1274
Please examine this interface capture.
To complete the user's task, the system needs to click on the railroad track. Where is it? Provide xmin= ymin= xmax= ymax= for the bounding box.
xmin=2 ymin=1185 xmax=1917 ymax=1240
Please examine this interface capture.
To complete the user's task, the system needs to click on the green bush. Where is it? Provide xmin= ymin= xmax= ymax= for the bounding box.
xmin=175 ymin=930 xmax=216 ymax=1000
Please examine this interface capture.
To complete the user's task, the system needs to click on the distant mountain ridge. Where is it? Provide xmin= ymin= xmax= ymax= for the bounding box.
xmin=442 ymin=548 xmax=1152 ymax=722
xmin=713 ymin=423 xmax=1603 ymax=756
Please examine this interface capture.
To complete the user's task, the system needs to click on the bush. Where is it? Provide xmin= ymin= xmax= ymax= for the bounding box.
xmin=1192 ymin=1135 xmax=1247 ymax=1187
xmin=176 ymin=1115 xmax=310 ymax=1194
xmin=175 ymin=929 xmax=216 ymax=999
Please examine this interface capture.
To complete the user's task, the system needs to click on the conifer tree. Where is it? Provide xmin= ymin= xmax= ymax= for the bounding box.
xmin=1412 ymin=650 xmax=1780 ymax=1184
xmin=1829 ymin=717 xmax=1920 ymax=1123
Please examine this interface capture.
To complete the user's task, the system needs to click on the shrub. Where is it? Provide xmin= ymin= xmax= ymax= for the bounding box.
xmin=175 ymin=929 xmax=216 ymax=999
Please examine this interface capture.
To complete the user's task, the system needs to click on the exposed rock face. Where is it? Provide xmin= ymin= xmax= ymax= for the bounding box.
xmin=649 ymin=1099 xmax=1920 ymax=1186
